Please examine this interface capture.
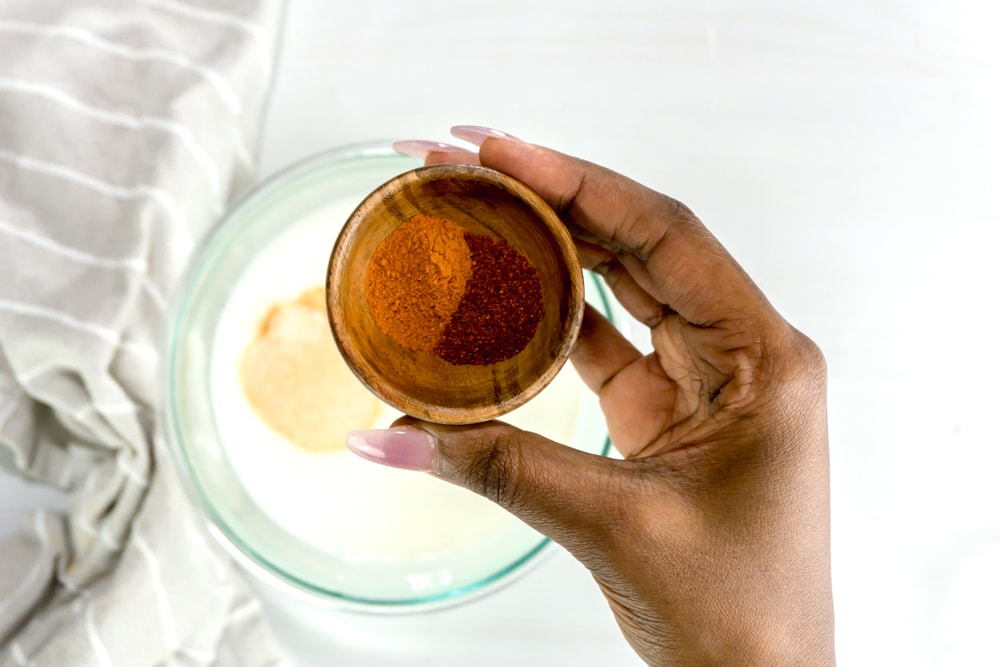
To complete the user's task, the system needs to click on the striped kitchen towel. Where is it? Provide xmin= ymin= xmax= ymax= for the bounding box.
xmin=0 ymin=1 xmax=286 ymax=665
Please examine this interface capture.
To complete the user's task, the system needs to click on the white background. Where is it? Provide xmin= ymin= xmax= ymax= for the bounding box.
xmin=3 ymin=1 xmax=1000 ymax=665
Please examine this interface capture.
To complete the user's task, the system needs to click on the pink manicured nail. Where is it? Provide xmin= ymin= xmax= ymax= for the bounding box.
xmin=450 ymin=125 xmax=522 ymax=146
xmin=346 ymin=426 xmax=437 ymax=472
xmin=392 ymin=140 xmax=474 ymax=160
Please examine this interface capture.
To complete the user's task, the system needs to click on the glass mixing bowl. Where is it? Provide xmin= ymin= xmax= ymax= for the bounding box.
xmin=160 ymin=143 xmax=622 ymax=611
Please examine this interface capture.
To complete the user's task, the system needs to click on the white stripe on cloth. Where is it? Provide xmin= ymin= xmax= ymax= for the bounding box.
xmin=9 ymin=639 xmax=29 ymax=666
xmin=0 ymin=392 xmax=20 ymax=430
xmin=76 ymin=517 xmax=125 ymax=551
xmin=0 ymin=512 xmax=49 ymax=618
xmin=57 ymin=572 xmax=80 ymax=594
xmin=177 ymin=646 xmax=216 ymax=664
xmin=0 ymin=299 xmax=121 ymax=345
xmin=14 ymin=359 xmax=66 ymax=385
xmin=232 ymin=126 xmax=256 ymax=172
xmin=0 ymin=219 xmax=146 ymax=272
xmin=71 ymin=402 xmax=139 ymax=422
xmin=138 ymin=0 xmax=272 ymax=75
xmin=0 ymin=219 xmax=168 ymax=311
xmin=0 ymin=78 xmax=224 ymax=210
xmin=0 ymin=21 xmax=243 ymax=115
xmin=133 ymin=530 xmax=179 ymax=650
xmin=227 ymin=598 xmax=262 ymax=627
xmin=83 ymin=600 xmax=113 ymax=667
xmin=0 ymin=150 xmax=191 ymax=243
xmin=7 ymin=360 xmax=155 ymax=484
xmin=120 ymin=340 xmax=159 ymax=366
xmin=115 ymin=455 xmax=150 ymax=489
xmin=0 ymin=299 xmax=159 ymax=370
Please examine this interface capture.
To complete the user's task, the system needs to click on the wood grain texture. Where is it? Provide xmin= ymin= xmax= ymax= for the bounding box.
xmin=326 ymin=163 xmax=584 ymax=424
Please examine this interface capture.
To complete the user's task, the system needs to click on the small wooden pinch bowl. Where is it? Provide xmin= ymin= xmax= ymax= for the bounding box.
xmin=326 ymin=163 xmax=585 ymax=425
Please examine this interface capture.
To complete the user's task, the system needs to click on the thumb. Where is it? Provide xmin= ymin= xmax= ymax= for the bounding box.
xmin=346 ymin=420 xmax=629 ymax=566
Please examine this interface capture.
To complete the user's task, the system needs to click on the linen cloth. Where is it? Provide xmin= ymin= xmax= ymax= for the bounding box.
xmin=0 ymin=1 xmax=287 ymax=664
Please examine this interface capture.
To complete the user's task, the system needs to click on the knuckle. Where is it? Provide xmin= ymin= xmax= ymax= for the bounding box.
xmin=802 ymin=334 xmax=827 ymax=374
xmin=662 ymin=193 xmax=696 ymax=221
xmin=788 ymin=329 xmax=827 ymax=384
xmin=460 ymin=433 xmax=525 ymax=509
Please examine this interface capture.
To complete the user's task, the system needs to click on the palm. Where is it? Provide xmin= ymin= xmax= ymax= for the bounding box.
xmin=591 ymin=313 xmax=759 ymax=461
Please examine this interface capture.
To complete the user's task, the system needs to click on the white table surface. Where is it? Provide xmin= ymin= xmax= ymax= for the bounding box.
xmin=4 ymin=1 xmax=999 ymax=665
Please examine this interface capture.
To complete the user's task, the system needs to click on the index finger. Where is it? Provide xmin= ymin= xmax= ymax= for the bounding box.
xmin=479 ymin=138 xmax=774 ymax=327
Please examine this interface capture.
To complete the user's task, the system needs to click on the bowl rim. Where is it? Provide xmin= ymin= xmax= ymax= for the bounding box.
xmin=326 ymin=162 xmax=586 ymax=425
xmin=159 ymin=142 xmax=616 ymax=611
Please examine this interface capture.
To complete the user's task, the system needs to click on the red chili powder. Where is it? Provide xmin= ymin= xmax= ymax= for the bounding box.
xmin=433 ymin=233 xmax=543 ymax=365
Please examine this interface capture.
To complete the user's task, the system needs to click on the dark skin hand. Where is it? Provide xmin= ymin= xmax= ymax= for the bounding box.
xmin=348 ymin=130 xmax=836 ymax=666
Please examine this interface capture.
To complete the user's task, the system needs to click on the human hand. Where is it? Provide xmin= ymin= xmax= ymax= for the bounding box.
xmin=347 ymin=126 xmax=835 ymax=666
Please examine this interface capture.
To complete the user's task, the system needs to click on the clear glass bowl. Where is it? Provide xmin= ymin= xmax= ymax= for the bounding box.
xmin=160 ymin=143 xmax=621 ymax=611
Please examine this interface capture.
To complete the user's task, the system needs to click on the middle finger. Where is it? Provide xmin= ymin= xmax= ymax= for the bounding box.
xmin=577 ymin=241 xmax=665 ymax=328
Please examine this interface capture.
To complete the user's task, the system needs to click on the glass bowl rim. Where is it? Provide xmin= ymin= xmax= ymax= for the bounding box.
xmin=158 ymin=141 xmax=614 ymax=611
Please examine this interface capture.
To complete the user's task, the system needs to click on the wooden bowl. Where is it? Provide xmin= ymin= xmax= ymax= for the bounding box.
xmin=326 ymin=163 xmax=585 ymax=424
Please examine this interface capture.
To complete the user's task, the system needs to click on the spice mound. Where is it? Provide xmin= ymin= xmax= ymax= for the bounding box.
xmin=365 ymin=214 xmax=543 ymax=366
xmin=241 ymin=287 xmax=382 ymax=451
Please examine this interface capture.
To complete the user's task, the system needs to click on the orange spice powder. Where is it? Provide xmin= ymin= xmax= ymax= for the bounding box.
xmin=364 ymin=214 xmax=472 ymax=353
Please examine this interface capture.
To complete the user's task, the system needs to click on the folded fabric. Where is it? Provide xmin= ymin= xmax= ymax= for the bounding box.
xmin=0 ymin=1 xmax=287 ymax=664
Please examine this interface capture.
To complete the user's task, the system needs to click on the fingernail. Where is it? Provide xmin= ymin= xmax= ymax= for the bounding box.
xmin=450 ymin=125 xmax=522 ymax=146
xmin=392 ymin=140 xmax=474 ymax=160
xmin=346 ymin=426 xmax=437 ymax=472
